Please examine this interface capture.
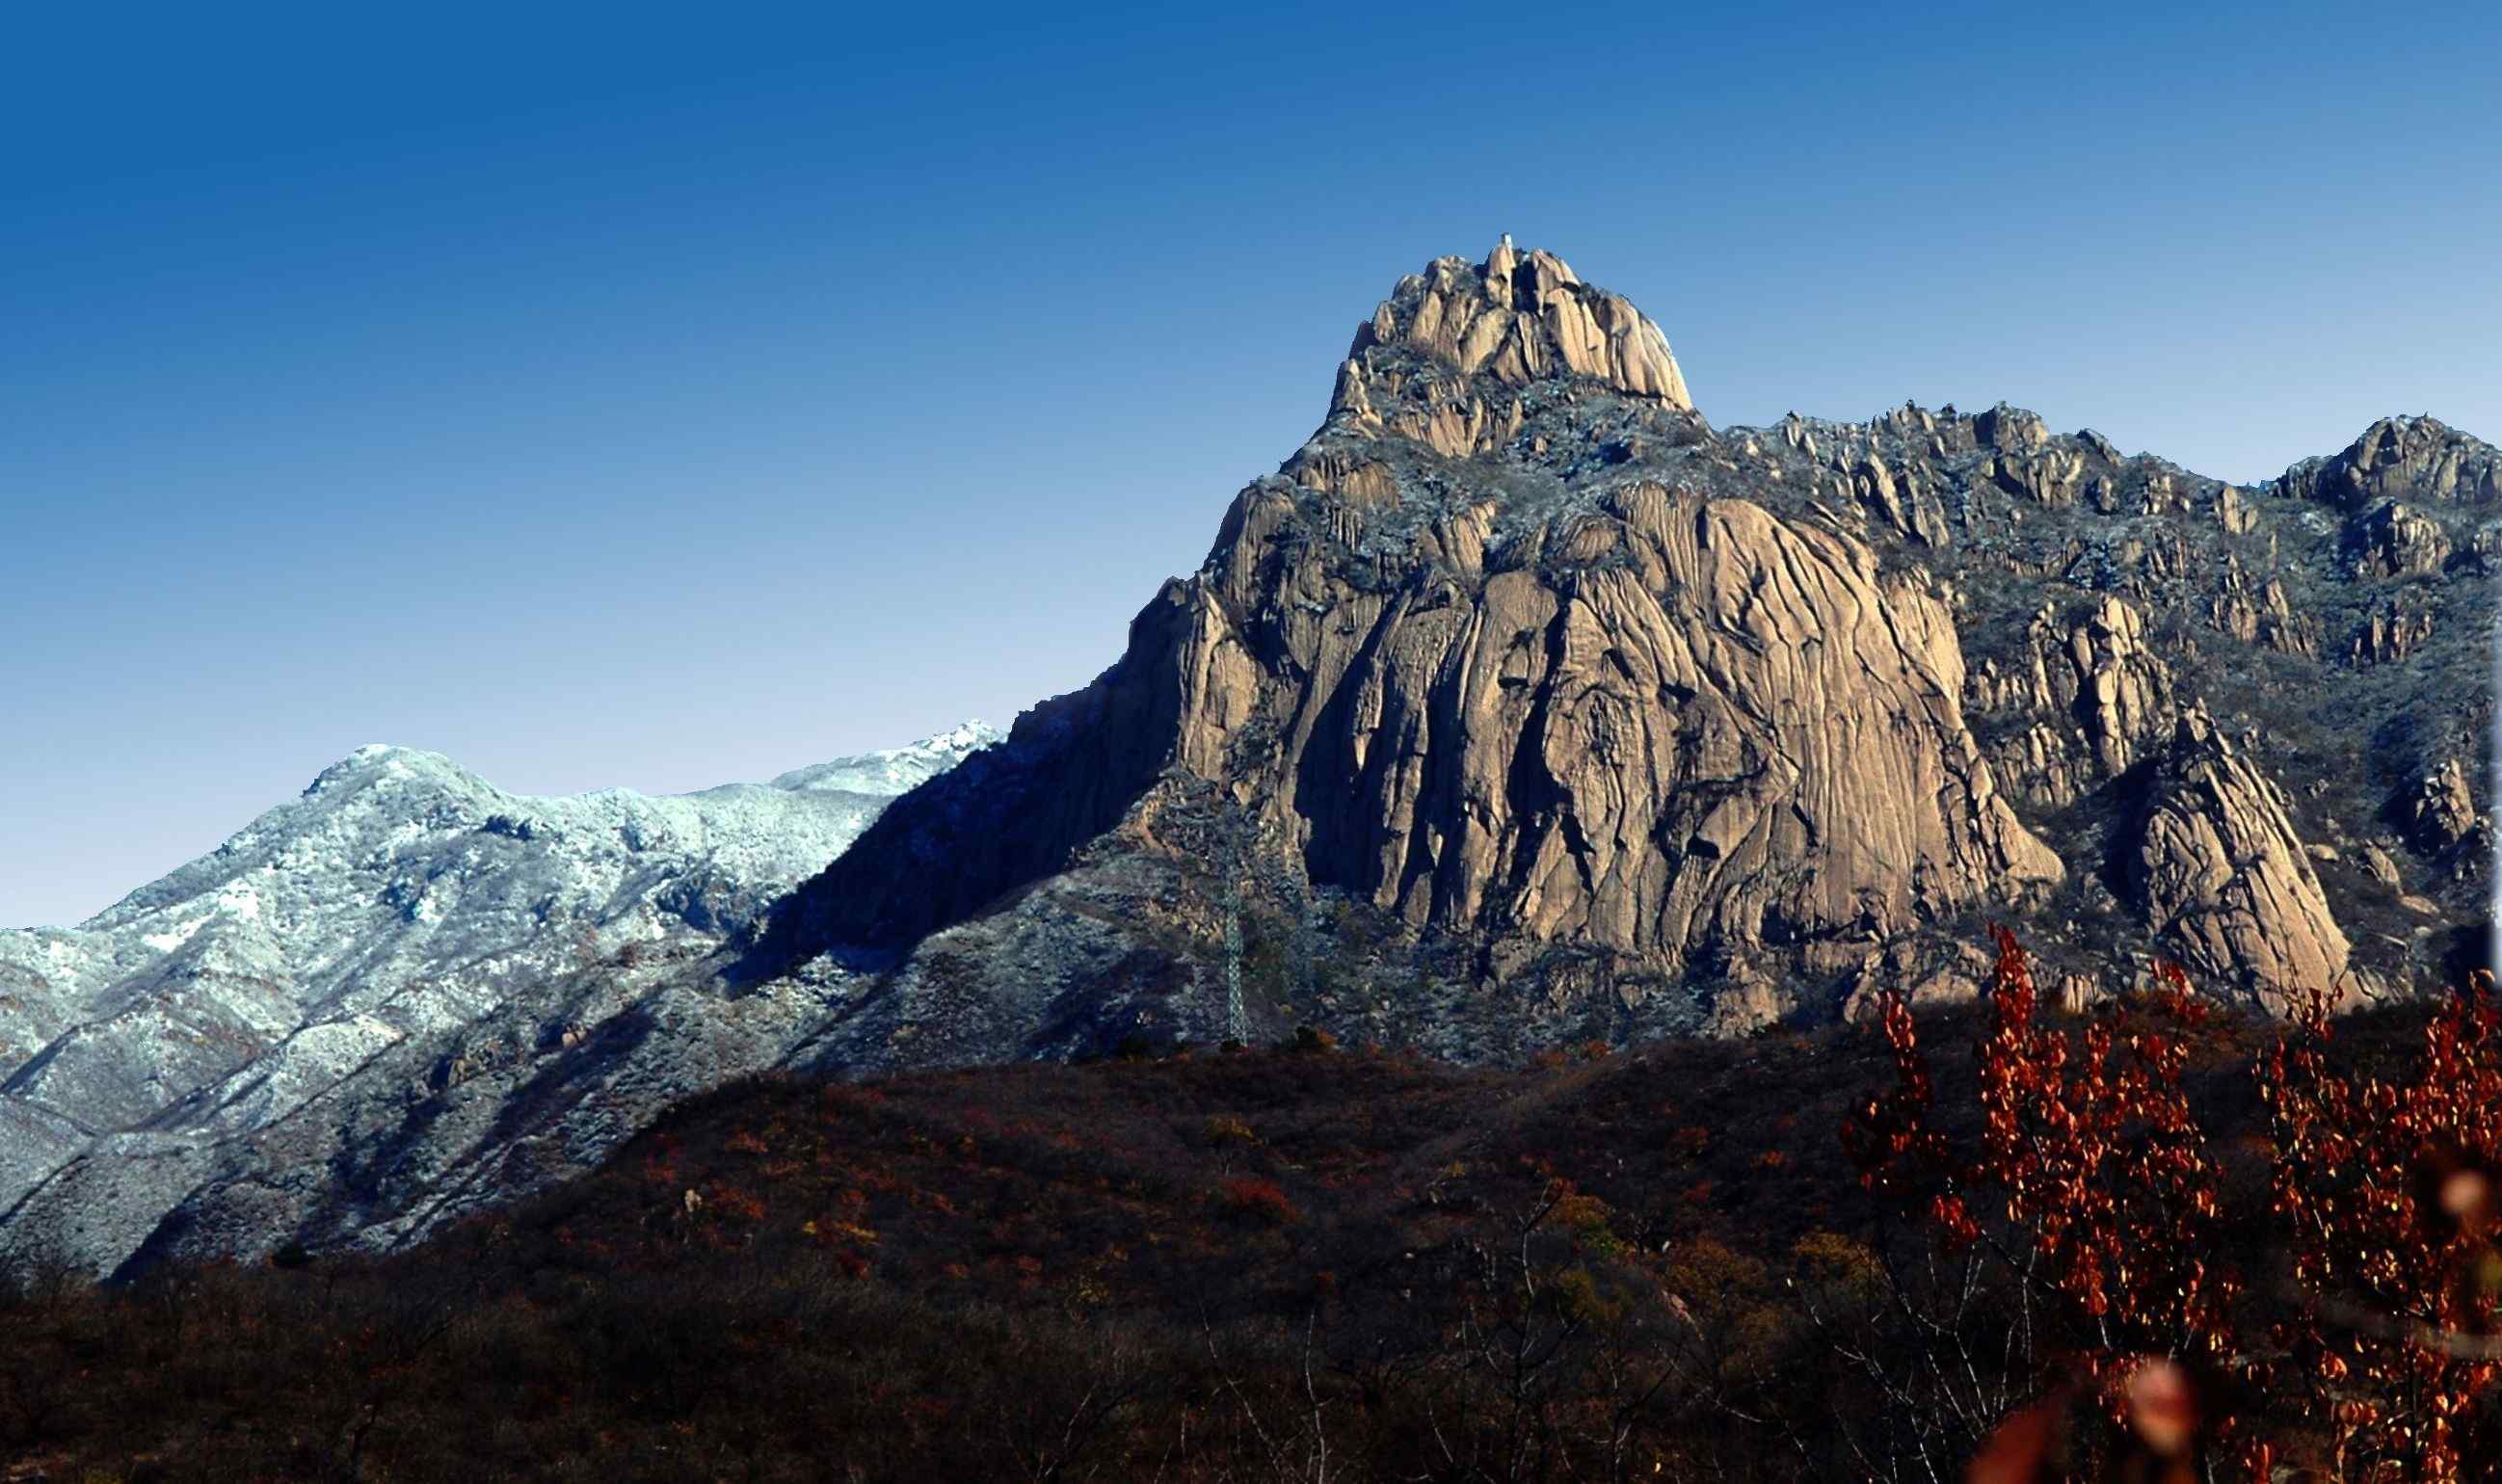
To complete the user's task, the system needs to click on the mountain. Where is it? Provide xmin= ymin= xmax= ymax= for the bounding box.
xmin=4 ymin=243 xmax=2492 ymax=1277
xmin=0 ymin=723 xmax=996 ymax=1273
xmin=763 ymin=243 xmax=2494 ymax=1056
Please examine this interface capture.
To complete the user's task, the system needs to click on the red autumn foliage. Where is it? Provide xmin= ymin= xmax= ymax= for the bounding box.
xmin=1847 ymin=928 xmax=2502 ymax=1479
xmin=1216 ymin=1175 xmax=1299 ymax=1225
xmin=2256 ymin=975 xmax=2502 ymax=1478
xmin=705 ymin=1185 xmax=768 ymax=1224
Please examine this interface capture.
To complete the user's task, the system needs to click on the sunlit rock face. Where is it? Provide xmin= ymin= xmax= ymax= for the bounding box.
xmin=2122 ymin=708 xmax=2355 ymax=1010
xmin=777 ymin=245 xmax=2489 ymax=1047
xmin=1160 ymin=479 xmax=2062 ymax=966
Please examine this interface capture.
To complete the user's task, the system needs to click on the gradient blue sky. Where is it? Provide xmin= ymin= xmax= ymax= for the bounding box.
xmin=6 ymin=1 xmax=2498 ymax=927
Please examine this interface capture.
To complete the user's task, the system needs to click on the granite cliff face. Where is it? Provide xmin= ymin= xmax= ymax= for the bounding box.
xmin=788 ymin=251 xmax=2064 ymax=1021
xmin=2121 ymin=708 xmax=2354 ymax=1008
xmin=778 ymin=245 xmax=2493 ymax=1045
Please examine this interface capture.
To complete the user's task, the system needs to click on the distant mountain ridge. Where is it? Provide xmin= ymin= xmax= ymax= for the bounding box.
xmin=0 ymin=723 xmax=996 ymax=1272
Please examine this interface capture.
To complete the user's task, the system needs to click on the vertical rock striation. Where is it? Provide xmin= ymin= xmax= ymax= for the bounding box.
xmin=772 ymin=247 xmax=2489 ymax=1033
xmin=2122 ymin=710 xmax=2355 ymax=1010
xmin=785 ymin=245 xmax=2062 ymax=1024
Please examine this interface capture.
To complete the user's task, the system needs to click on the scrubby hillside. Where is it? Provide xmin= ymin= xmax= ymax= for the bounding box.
xmin=2 ymin=966 xmax=2492 ymax=1481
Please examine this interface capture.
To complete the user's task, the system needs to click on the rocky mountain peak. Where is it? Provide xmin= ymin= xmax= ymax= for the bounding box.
xmin=1325 ymin=243 xmax=1693 ymax=458
xmin=783 ymin=242 xmax=2491 ymax=1057
xmin=301 ymin=743 xmax=473 ymax=799
xmin=2278 ymin=414 xmax=2502 ymax=511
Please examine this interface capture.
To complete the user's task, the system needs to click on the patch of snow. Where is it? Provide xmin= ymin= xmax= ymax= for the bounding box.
xmin=140 ymin=914 xmax=210 ymax=954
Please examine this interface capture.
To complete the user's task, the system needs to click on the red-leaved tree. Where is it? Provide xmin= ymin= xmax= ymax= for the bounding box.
xmin=2255 ymin=977 xmax=2502 ymax=1479
xmin=1845 ymin=930 xmax=2502 ymax=1480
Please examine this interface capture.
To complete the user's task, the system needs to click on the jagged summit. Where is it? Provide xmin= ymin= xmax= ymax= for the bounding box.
xmin=789 ymin=241 xmax=2490 ymax=1057
xmin=1323 ymin=242 xmax=1694 ymax=459
xmin=2276 ymin=413 xmax=2502 ymax=511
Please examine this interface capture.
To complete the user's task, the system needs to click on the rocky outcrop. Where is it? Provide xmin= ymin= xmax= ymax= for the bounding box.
xmin=2351 ymin=596 xmax=2435 ymax=666
xmin=2348 ymin=500 xmax=2454 ymax=578
xmin=2041 ymin=597 xmax=2173 ymax=775
xmin=2280 ymin=414 xmax=2502 ymax=511
xmin=2122 ymin=710 xmax=2353 ymax=1009
xmin=1326 ymin=240 xmax=1699 ymax=459
xmin=1850 ymin=451 xmax=1950 ymax=546
xmin=1986 ymin=441 xmax=2089 ymax=508
xmin=1203 ymin=482 xmax=2061 ymax=967
xmin=2209 ymin=558 xmax=2318 ymax=657
xmin=2393 ymin=759 xmax=2485 ymax=858
xmin=1968 ymin=596 xmax=2174 ymax=807
xmin=2214 ymin=484 xmax=2259 ymax=535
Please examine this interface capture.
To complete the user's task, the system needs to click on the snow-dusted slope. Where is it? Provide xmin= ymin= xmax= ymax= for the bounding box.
xmin=0 ymin=725 xmax=996 ymax=1269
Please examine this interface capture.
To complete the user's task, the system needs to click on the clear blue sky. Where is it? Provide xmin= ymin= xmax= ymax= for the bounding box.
xmin=6 ymin=1 xmax=2497 ymax=927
